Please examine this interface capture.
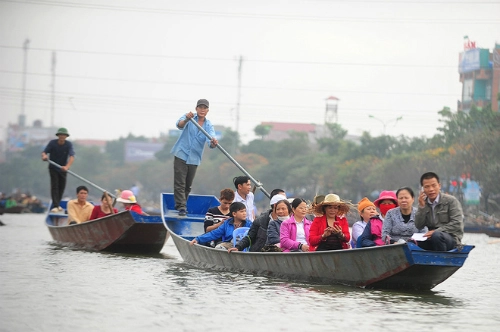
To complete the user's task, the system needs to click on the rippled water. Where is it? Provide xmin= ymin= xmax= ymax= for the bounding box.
xmin=1 ymin=214 xmax=499 ymax=331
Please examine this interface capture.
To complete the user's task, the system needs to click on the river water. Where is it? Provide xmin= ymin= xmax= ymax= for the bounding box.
xmin=0 ymin=214 xmax=499 ymax=332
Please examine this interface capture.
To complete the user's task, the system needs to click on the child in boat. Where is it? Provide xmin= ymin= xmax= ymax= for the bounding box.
xmin=190 ymin=202 xmax=252 ymax=250
xmin=89 ymin=192 xmax=118 ymax=220
xmin=116 ymin=190 xmax=144 ymax=214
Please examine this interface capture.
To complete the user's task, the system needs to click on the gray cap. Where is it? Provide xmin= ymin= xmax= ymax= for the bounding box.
xmin=196 ymin=99 xmax=209 ymax=107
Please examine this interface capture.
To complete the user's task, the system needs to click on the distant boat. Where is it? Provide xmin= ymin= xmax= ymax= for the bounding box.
xmin=161 ymin=193 xmax=475 ymax=291
xmin=0 ymin=206 xmax=30 ymax=214
xmin=45 ymin=200 xmax=168 ymax=253
xmin=464 ymin=222 xmax=500 ymax=238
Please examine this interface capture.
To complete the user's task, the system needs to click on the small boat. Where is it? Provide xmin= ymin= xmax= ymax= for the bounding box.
xmin=46 ymin=200 xmax=168 ymax=253
xmin=0 ymin=206 xmax=31 ymax=214
xmin=464 ymin=223 xmax=500 ymax=238
xmin=161 ymin=193 xmax=475 ymax=291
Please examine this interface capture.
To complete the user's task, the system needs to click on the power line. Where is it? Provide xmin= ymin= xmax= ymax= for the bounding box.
xmin=0 ymin=69 xmax=459 ymax=96
xmin=0 ymin=86 xmax=455 ymax=114
xmin=1 ymin=0 xmax=498 ymax=23
xmin=0 ymin=45 xmax=457 ymax=68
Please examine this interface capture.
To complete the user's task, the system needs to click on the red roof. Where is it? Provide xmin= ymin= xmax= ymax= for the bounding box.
xmin=262 ymin=122 xmax=316 ymax=133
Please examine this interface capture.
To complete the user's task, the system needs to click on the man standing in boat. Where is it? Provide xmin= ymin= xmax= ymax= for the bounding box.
xmin=415 ymin=172 xmax=464 ymax=251
xmin=41 ymin=127 xmax=75 ymax=213
xmin=170 ymin=99 xmax=218 ymax=217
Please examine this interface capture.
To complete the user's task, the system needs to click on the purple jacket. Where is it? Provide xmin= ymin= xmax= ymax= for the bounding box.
xmin=280 ymin=214 xmax=312 ymax=252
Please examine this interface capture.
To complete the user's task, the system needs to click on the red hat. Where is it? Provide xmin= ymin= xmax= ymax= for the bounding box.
xmin=373 ymin=190 xmax=398 ymax=207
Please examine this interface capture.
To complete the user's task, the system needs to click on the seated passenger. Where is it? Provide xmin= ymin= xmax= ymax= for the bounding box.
xmin=89 ymin=192 xmax=118 ymax=220
xmin=356 ymin=198 xmax=384 ymax=248
xmin=382 ymin=187 xmax=428 ymax=244
xmin=116 ymin=190 xmax=144 ymax=214
xmin=309 ymin=194 xmax=351 ymax=251
xmin=374 ymin=190 xmax=398 ymax=220
xmin=190 ymin=202 xmax=252 ymax=250
xmin=263 ymin=197 xmax=292 ymax=251
xmin=229 ymin=189 xmax=287 ymax=253
xmin=204 ymin=188 xmax=234 ymax=232
xmin=351 ymin=197 xmax=378 ymax=248
xmin=280 ymin=198 xmax=312 ymax=252
xmin=67 ymin=185 xmax=94 ymax=225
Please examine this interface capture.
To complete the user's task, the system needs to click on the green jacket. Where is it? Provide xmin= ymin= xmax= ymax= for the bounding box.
xmin=415 ymin=193 xmax=464 ymax=245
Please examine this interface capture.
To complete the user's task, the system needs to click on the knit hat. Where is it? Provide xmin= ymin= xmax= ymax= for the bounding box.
xmin=357 ymin=197 xmax=375 ymax=214
xmin=373 ymin=190 xmax=398 ymax=207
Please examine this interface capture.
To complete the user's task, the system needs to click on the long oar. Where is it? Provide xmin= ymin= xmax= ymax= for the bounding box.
xmin=45 ymin=160 xmax=116 ymax=198
xmin=188 ymin=118 xmax=270 ymax=198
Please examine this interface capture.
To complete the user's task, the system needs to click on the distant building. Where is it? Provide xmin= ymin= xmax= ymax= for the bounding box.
xmin=74 ymin=139 xmax=107 ymax=153
xmin=458 ymin=39 xmax=500 ymax=112
xmin=259 ymin=122 xmax=360 ymax=145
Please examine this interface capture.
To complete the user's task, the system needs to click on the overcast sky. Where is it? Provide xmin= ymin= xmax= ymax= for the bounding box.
xmin=1 ymin=0 xmax=499 ymax=143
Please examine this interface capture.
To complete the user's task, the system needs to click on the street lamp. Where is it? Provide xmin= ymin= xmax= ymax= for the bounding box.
xmin=368 ymin=115 xmax=403 ymax=135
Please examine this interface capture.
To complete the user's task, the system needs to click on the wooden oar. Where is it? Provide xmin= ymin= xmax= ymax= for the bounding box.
xmin=188 ymin=118 xmax=270 ymax=198
xmin=45 ymin=160 xmax=116 ymax=199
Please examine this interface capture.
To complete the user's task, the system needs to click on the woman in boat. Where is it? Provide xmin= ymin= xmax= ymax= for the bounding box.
xmin=309 ymin=194 xmax=351 ymax=251
xmin=89 ymin=192 xmax=118 ymax=220
xmin=116 ymin=190 xmax=144 ymax=214
xmin=374 ymin=190 xmax=398 ymax=220
xmin=382 ymin=187 xmax=428 ymax=244
xmin=265 ymin=198 xmax=292 ymax=250
xmin=351 ymin=197 xmax=378 ymax=248
xmin=280 ymin=198 xmax=312 ymax=252
xmin=231 ymin=189 xmax=287 ymax=252
xmin=190 ymin=202 xmax=252 ymax=250
xmin=356 ymin=197 xmax=385 ymax=248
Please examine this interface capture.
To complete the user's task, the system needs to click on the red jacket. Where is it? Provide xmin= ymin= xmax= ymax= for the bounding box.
xmin=89 ymin=205 xmax=118 ymax=220
xmin=126 ymin=204 xmax=143 ymax=215
xmin=309 ymin=215 xmax=350 ymax=251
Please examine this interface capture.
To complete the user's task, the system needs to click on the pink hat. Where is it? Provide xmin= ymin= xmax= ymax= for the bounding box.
xmin=373 ymin=190 xmax=398 ymax=207
xmin=116 ymin=190 xmax=137 ymax=204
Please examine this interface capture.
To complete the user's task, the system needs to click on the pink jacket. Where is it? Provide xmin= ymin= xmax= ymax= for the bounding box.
xmin=370 ymin=217 xmax=385 ymax=246
xmin=280 ymin=214 xmax=312 ymax=252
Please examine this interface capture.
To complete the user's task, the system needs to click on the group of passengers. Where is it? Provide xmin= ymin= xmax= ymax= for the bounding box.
xmin=60 ymin=186 xmax=145 ymax=225
xmin=190 ymin=171 xmax=464 ymax=253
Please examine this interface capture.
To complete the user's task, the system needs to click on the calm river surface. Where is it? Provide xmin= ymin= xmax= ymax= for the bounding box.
xmin=1 ymin=214 xmax=499 ymax=331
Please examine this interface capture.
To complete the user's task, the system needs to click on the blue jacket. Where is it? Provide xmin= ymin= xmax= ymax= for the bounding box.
xmin=196 ymin=217 xmax=252 ymax=244
xmin=170 ymin=114 xmax=216 ymax=165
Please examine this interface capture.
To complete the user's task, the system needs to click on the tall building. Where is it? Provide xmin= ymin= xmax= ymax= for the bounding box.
xmin=458 ymin=40 xmax=500 ymax=112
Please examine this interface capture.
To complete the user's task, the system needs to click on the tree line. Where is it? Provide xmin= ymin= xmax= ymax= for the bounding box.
xmin=1 ymin=105 xmax=499 ymax=215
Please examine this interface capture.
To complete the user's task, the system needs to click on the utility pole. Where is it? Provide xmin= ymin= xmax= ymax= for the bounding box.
xmin=236 ymin=55 xmax=243 ymax=133
xmin=51 ymin=51 xmax=56 ymax=127
xmin=20 ymin=38 xmax=30 ymax=127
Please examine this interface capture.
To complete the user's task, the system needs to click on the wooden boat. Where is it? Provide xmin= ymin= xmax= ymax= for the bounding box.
xmin=161 ymin=193 xmax=475 ymax=291
xmin=46 ymin=200 xmax=168 ymax=253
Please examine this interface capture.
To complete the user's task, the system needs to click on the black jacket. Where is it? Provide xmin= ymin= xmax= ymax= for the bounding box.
xmin=236 ymin=209 xmax=272 ymax=252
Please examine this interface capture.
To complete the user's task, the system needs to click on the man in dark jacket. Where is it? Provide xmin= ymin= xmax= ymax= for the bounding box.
xmin=415 ymin=172 xmax=464 ymax=251
xmin=41 ymin=128 xmax=75 ymax=213
xmin=230 ymin=189 xmax=286 ymax=252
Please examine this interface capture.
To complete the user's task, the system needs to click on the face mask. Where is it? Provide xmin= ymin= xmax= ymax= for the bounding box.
xmin=277 ymin=216 xmax=289 ymax=221
xmin=379 ymin=204 xmax=396 ymax=216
